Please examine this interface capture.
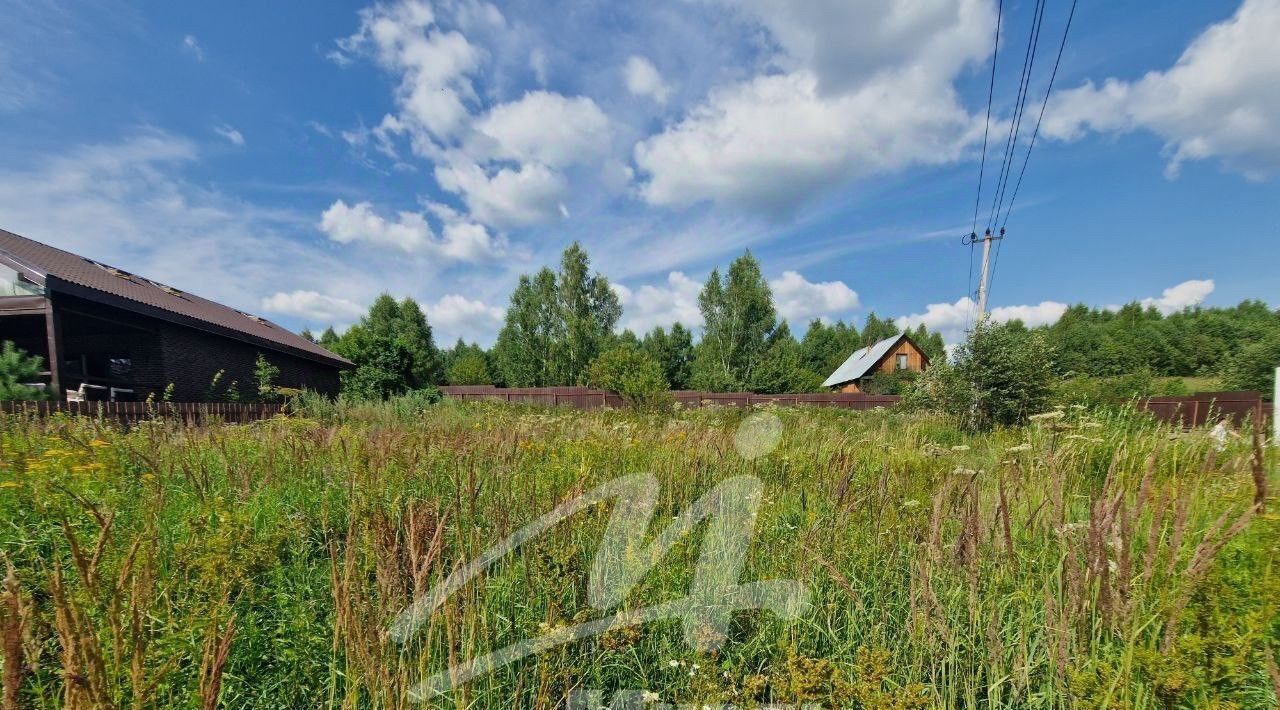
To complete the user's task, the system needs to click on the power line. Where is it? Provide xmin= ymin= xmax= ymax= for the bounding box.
xmin=989 ymin=0 xmax=1079 ymax=307
xmin=987 ymin=0 xmax=1047 ymax=232
xmin=970 ymin=0 xmax=1004 ymax=236
xmin=967 ymin=0 xmax=1003 ymax=332
xmin=999 ymin=0 xmax=1079 ymax=230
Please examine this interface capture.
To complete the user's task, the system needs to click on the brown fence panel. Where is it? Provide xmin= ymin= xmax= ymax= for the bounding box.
xmin=1139 ymin=391 xmax=1266 ymax=428
xmin=0 ymin=401 xmax=284 ymax=425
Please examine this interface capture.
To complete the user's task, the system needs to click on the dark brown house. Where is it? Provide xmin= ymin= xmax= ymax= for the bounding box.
xmin=822 ymin=333 xmax=930 ymax=393
xmin=0 ymin=229 xmax=351 ymax=401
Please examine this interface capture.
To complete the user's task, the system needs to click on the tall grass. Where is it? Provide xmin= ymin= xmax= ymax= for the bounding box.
xmin=0 ymin=402 xmax=1276 ymax=708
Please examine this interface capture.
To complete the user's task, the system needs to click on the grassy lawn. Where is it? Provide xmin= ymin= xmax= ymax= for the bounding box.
xmin=1 ymin=402 xmax=1277 ymax=708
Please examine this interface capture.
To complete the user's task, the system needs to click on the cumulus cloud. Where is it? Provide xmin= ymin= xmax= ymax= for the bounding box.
xmin=473 ymin=91 xmax=610 ymax=167
xmin=898 ymin=278 xmax=1215 ymax=344
xmin=1044 ymin=0 xmax=1280 ymax=179
xmin=331 ymin=1 xmax=612 ymax=231
xmin=635 ymin=0 xmax=993 ymax=213
xmin=769 ymin=270 xmax=859 ymax=324
xmin=334 ymin=0 xmax=482 ymax=143
xmin=1139 ymin=279 xmax=1214 ymax=314
xmin=624 ymin=56 xmax=670 ymax=104
xmin=433 ymin=160 xmax=568 ymax=228
xmin=320 ymin=200 xmax=432 ymax=252
xmin=614 ymin=271 xmax=704 ymax=333
xmin=0 ymin=131 xmax=386 ymax=324
xmin=896 ymin=297 xmax=1070 ymax=344
xmin=261 ymin=290 xmax=366 ymax=323
xmin=319 ymin=199 xmax=505 ymax=260
xmin=213 ymin=124 xmax=244 ymax=146
xmin=427 ymin=293 xmax=506 ymax=342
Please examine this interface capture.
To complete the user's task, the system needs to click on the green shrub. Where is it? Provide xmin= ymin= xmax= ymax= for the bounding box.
xmin=254 ymin=353 xmax=282 ymax=403
xmin=1221 ymin=331 xmax=1280 ymax=399
xmin=447 ymin=351 xmax=493 ymax=385
xmin=861 ymin=370 xmax=919 ymax=395
xmin=286 ymin=388 xmax=338 ymax=419
xmin=906 ymin=319 xmax=1055 ymax=429
xmin=587 ymin=345 xmax=670 ymax=408
xmin=0 ymin=340 xmax=47 ymax=401
xmin=388 ymin=387 xmax=442 ymax=417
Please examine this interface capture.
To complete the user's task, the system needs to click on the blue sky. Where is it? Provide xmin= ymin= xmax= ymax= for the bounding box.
xmin=1 ymin=0 xmax=1276 ymax=345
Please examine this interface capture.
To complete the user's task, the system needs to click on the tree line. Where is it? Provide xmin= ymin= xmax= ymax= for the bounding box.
xmin=302 ymin=243 xmax=949 ymax=401
xmin=297 ymin=242 xmax=1280 ymax=402
xmin=8 ymin=241 xmax=1273 ymax=403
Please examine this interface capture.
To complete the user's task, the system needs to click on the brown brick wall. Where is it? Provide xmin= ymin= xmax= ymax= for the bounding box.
xmin=53 ymin=294 xmax=340 ymax=401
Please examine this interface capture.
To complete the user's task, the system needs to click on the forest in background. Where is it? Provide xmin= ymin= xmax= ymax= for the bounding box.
xmin=301 ymin=243 xmax=1279 ymax=402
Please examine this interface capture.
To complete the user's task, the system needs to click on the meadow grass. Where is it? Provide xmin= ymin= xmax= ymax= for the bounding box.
xmin=0 ymin=401 xmax=1277 ymax=708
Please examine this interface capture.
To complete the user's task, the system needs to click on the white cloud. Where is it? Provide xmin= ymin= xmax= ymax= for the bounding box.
xmin=0 ymin=131 xmax=386 ymax=324
xmin=897 ymin=278 xmax=1215 ymax=344
xmin=319 ymin=198 xmax=505 ymax=260
xmin=769 ymin=270 xmax=859 ymax=324
xmin=473 ymin=91 xmax=610 ymax=167
xmin=614 ymin=271 xmax=704 ymax=333
xmin=320 ymin=199 xmax=432 ymax=252
xmin=721 ymin=0 xmax=994 ymax=93
xmin=624 ymin=56 xmax=670 ymax=104
xmin=427 ymin=293 xmax=505 ymax=342
xmin=1044 ymin=0 xmax=1280 ymax=179
xmin=261 ymin=290 xmax=366 ymax=323
xmin=897 ymin=297 xmax=1069 ymax=344
xmin=433 ymin=160 xmax=567 ymax=228
xmin=1139 ymin=279 xmax=1214 ymax=315
xmin=182 ymin=34 xmax=204 ymax=61
xmin=335 ymin=0 xmax=484 ymax=143
xmin=213 ymin=124 xmax=244 ymax=146
xmin=635 ymin=0 xmax=993 ymax=213
xmin=332 ymin=1 xmax=610 ymax=231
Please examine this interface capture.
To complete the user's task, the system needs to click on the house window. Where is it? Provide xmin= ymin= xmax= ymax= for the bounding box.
xmin=896 ymin=353 xmax=909 ymax=371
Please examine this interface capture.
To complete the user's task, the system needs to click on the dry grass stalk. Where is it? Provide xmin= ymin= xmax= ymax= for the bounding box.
xmin=1161 ymin=501 xmax=1258 ymax=652
xmin=996 ymin=471 xmax=1014 ymax=558
xmin=198 ymin=614 xmax=236 ymax=710
xmin=1267 ymin=652 xmax=1280 ymax=706
xmin=1 ymin=561 xmax=28 ymax=710
xmin=49 ymin=565 xmax=112 ymax=709
xmin=803 ymin=544 xmax=865 ymax=614
xmin=1251 ymin=425 xmax=1268 ymax=512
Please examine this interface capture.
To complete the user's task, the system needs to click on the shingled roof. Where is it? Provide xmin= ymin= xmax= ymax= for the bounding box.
xmin=0 ymin=228 xmax=351 ymax=368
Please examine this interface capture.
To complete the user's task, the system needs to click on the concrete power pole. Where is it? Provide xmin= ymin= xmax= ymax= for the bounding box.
xmin=974 ymin=228 xmax=1004 ymax=319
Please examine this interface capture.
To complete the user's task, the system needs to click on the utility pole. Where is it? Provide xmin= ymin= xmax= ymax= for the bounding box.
xmin=973 ymin=228 xmax=1004 ymax=319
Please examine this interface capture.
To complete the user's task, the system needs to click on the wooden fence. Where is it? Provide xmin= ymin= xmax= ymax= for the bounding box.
xmin=1136 ymin=391 xmax=1271 ymax=428
xmin=0 ymin=401 xmax=285 ymax=425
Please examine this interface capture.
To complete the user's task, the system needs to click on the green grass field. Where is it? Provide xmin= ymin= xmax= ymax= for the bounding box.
xmin=1 ymin=402 xmax=1277 ymax=708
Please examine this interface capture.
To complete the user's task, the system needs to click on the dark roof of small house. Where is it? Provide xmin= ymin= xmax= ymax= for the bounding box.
xmin=0 ymin=228 xmax=352 ymax=368
xmin=822 ymin=333 xmax=926 ymax=387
